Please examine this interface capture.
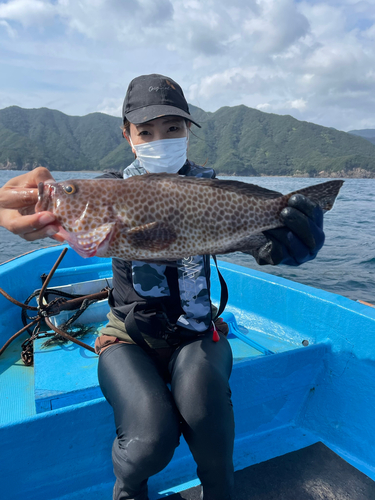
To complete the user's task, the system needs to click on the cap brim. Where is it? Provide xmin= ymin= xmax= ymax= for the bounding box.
xmin=124 ymin=104 xmax=201 ymax=128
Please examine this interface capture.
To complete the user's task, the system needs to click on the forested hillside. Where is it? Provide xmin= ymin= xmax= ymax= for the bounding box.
xmin=349 ymin=129 xmax=375 ymax=146
xmin=1 ymin=105 xmax=375 ymax=177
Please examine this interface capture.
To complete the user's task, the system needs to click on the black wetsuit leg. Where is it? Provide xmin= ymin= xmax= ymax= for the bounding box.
xmin=97 ymin=343 xmax=181 ymax=500
xmin=169 ymin=331 xmax=235 ymax=500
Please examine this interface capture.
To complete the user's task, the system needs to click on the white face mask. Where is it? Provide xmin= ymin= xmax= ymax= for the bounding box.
xmin=129 ymin=136 xmax=188 ymax=174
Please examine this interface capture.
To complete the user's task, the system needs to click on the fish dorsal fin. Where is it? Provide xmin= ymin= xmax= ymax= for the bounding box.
xmin=135 ymin=173 xmax=283 ymax=199
xmin=204 ymin=178 xmax=283 ymax=198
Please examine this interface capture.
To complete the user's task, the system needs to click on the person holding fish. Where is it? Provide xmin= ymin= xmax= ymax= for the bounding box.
xmin=0 ymin=74 xmax=334 ymax=500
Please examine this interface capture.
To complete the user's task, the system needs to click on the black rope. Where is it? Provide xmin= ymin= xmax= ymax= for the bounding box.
xmin=21 ymin=288 xmax=86 ymax=335
xmin=0 ymin=248 xmax=106 ymax=363
xmin=42 ymin=298 xmax=97 ymax=347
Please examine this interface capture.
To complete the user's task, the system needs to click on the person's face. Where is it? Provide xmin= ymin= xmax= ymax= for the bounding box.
xmin=124 ymin=116 xmax=190 ymax=154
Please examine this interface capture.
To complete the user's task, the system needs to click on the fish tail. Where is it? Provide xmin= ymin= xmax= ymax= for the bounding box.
xmin=286 ymin=179 xmax=344 ymax=212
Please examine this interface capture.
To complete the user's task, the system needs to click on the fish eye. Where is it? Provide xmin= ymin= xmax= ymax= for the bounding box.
xmin=63 ymin=183 xmax=77 ymax=195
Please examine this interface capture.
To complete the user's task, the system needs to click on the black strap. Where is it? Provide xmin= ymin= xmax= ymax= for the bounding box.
xmin=211 ymin=255 xmax=229 ymax=320
xmin=124 ymin=303 xmax=159 ymax=357
xmin=125 ymin=257 xmax=229 ymax=356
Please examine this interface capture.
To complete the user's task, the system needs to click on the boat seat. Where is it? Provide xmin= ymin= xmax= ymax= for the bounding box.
xmin=33 ymin=308 xmax=328 ymax=434
xmin=33 ymin=277 xmax=110 ymax=413
xmin=34 ymin=328 xmax=101 ymax=413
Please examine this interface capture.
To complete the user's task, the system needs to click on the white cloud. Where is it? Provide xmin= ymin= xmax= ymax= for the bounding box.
xmin=256 ymin=103 xmax=271 ymax=111
xmin=56 ymin=0 xmax=174 ymax=42
xmin=243 ymin=0 xmax=310 ymax=54
xmin=0 ymin=0 xmax=55 ymax=27
xmin=97 ymin=97 xmax=122 ymax=117
xmin=0 ymin=0 xmax=375 ymax=131
xmin=0 ymin=19 xmax=17 ymax=37
xmin=287 ymin=98 xmax=307 ymax=111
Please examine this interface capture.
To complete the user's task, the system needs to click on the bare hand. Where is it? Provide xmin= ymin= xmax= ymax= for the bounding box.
xmin=0 ymin=167 xmax=60 ymax=241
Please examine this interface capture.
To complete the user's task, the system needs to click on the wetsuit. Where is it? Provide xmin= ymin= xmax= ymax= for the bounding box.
xmin=97 ymin=162 xmax=235 ymax=500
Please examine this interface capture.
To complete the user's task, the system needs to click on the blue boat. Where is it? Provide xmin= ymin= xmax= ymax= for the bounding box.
xmin=1 ymin=245 xmax=375 ymax=499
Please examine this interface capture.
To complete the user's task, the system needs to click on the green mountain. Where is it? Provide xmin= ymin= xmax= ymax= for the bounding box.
xmin=0 ymin=106 xmax=130 ymax=171
xmin=1 ymin=105 xmax=375 ymax=177
xmin=348 ymin=129 xmax=375 ymax=146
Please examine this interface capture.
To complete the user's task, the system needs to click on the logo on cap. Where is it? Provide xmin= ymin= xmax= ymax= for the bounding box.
xmin=148 ymin=86 xmax=171 ymax=92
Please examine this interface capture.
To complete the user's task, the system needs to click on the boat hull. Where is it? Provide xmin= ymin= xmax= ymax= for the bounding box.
xmin=1 ymin=245 xmax=375 ymax=499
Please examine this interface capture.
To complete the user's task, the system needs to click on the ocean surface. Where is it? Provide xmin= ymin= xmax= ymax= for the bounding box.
xmin=1 ymin=171 xmax=375 ymax=304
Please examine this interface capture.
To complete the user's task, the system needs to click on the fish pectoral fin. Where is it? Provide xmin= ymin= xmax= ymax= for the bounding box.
xmin=75 ymin=223 xmax=116 ymax=257
xmin=127 ymin=221 xmax=177 ymax=251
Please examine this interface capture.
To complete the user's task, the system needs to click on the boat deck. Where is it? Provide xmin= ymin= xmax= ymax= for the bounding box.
xmin=0 ymin=335 xmax=35 ymax=426
xmin=168 ymin=443 xmax=375 ymax=500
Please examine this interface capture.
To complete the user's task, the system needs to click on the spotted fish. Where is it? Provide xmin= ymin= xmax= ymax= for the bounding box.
xmin=35 ymin=174 xmax=343 ymax=260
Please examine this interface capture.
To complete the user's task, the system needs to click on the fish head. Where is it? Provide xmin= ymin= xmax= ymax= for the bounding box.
xmin=36 ymin=179 xmax=118 ymax=258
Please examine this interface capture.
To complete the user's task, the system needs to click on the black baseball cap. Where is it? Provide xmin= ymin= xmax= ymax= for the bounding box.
xmin=122 ymin=74 xmax=201 ymax=128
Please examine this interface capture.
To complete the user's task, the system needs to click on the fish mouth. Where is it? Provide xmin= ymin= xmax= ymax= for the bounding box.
xmin=59 ymin=223 xmax=117 ymax=259
xmin=35 ymin=182 xmax=55 ymax=213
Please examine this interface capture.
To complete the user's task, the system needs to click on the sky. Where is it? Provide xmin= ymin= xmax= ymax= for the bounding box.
xmin=0 ymin=0 xmax=375 ymax=132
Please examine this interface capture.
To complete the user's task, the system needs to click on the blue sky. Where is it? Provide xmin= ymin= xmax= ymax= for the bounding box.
xmin=0 ymin=0 xmax=374 ymax=132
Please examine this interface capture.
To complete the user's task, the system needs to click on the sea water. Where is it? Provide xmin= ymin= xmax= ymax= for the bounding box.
xmin=1 ymin=171 xmax=374 ymax=303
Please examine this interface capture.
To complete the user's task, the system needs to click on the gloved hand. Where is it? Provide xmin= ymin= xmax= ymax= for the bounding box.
xmin=251 ymin=194 xmax=325 ymax=266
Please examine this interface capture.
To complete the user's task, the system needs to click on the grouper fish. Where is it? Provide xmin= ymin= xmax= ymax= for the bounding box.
xmin=35 ymin=174 xmax=343 ymax=261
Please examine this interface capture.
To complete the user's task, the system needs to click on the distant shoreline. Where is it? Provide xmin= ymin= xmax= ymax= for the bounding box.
xmin=1 ymin=169 xmax=375 ymax=179
xmin=216 ymin=169 xmax=375 ymax=179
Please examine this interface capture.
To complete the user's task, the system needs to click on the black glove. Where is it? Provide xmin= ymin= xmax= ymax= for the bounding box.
xmin=252 ymin=194 xmax=325 ymax=266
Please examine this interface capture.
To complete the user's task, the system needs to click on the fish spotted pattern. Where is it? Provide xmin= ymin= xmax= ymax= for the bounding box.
xmin=35 ymin=174 xmax=344 ymax=260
